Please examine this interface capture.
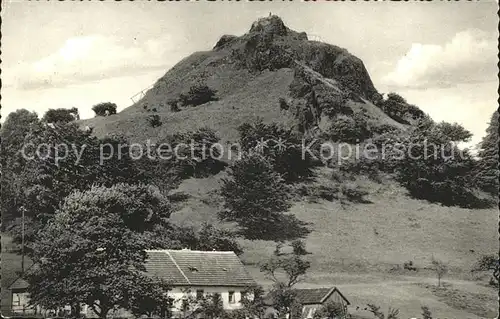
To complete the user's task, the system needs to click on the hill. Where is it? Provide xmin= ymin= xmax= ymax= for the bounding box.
xmin=80 ymin=15 xmax=404 ymax=143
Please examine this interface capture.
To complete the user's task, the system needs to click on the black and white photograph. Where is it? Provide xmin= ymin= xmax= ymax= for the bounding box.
xmin=1 ymin=1 xmax=499 ymax=319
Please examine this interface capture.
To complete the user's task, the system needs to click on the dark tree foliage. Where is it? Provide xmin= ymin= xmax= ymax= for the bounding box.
xmin=394 ymin=118 xmax=486 ymax=208
xmin=366 ymin=304 xmax=400 ymax=319
xmin=238 ymin=119 xmax=316 ymax=182
xmin=380 ymin=92 xmax=424 ymax=123
xmin=435 ymin=121 xmax=473 ymax=143
xmin=474 ymin=111 xmax=499 ymax=195
xmin=164 ymin=223 xmax=243 ymax=255
xmin=472 ymin=254 xmax=499 ymax=286
xmin=6 ymin=123 xmax=149 ymax=253
xmin=42 ymin=107 xmax=79 ymax=124
xmin=324 ymin=114 xmax=371 ymax=144
xmin=312 ymin=301 xmax=346 ymax=319
xmin=92 ymin=102 xmax=117 ymax=116
xmin=24 ymin=184 xmax=173 ymax=319
xmin=196 ymin=293 xmax=225 ymax=319
xmin=166 ymin=127 xmax=227 ymax=178
xmin=219 ymin=154 xmax=310 ymax=241
xmin=0 ymin=110 xmax=40 ymax=227
xmin=147 ymin=114 xmax=163 ymax=127
xmin=237 ymin=286 xmax=267 ymax=319
xmin=421 ymin=306 xmax=433 ymax=319
xmin=260 ymin=240 xmax=311 ymax=288
xmin=179 ymin=83 xmax=218 ymax=107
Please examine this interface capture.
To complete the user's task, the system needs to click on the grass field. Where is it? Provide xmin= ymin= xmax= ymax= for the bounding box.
xmin=167 ymin=167 xmax=499 ymax=318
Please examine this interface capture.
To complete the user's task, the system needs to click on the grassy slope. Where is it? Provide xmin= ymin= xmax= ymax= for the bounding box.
xmin=172 ymin=168 xmax=498 ymax=274
xmin=169 ymin=169 xmax=499 ymax=318
xmin=81 ymin=68 xmax=297 ymax=144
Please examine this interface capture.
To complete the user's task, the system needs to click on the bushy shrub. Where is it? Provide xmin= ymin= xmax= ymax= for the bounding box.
xmin=179 ymin=83 xmax=218 ymax=106
xmin=403 ymin=260 xmax=417 ymax=271
xmin=325 ymin=114 xmax=370 ymax=143
xmin=372 ymin=124 xmax=399 ymax=135
xmin=92 ymin=102 xmax=117 ymax=117
xmin=278 ymin=97 xmax=289 ymax=110
xmin=42 ymin=108 xmax=79 ymax=123
xmin=407 ymin=104 xmax=425 ymax=119
xmin=318 ymin=90 xmax=350 ymax=118
xmin=395 ymin=119 xmax=487 ymax=208
xmin=379 ymin=93 xmax=425 ymax=123
xmin=147 ymin=114 xmax=162 ymax=128
xmin=237 ymin=119 xmax=316 ymax=182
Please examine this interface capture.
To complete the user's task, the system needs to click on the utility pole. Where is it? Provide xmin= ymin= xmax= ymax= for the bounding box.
xmin=21 ymin=206 xmax=25 ymax=274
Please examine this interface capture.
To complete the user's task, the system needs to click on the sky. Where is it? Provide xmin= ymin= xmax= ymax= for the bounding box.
xmin=2 ymin=1 xmax=498 ymax=147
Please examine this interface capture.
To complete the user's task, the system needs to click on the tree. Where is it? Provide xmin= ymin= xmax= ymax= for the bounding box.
xmin=170 ymin=127 xmax=226 ymax=178
xmin=394 ymin=118 xmax=486 ymax=208
xmin=92 ymin=102 xmax=117 ymax=116
xmin=421 ymin=306 xmax=433 ymax=319
xmin=260 ymin=241 xmax=311 ymax=319
xmin=127 ymin=279 xmax=174 ymax=318
xmin=219 ymin=154 xmax=309 ymax=241
xmin=238 ymin=119 xmax=316 ymax=182
xmin=148 ymin=114 xmax=163 ymax=127
xmin=324 ymin=114 xmax=370 ymax=144
xmin=42 ymin=108 xmax=79 ymax=124
xmin=0 ymin=110 xmax=40 ymax=227
xmin=474 ymin=111 xmax=499 ymax=195
xmin=268 ymin=284 xmax=299 ymax=319
xmin=366 ymin=304 xmax=399 ymax=319
xmin=472 ymin=254 xmax=499 ymax=286
xmin=238 ymin=286 xmax=267 ymax=319
xmin=435 ymin=121 xmax=472 ymax=143
xmin=179 ymin=83 xmax=218 ymax=107
xmin=431 ymin=257 xmax=448 ymax=287
xmin=312 ymin=301 xmax=345 ymax=319
xmin=24 ymin=183 xmax=174 ymax=319
xmin=260 ymin=240 xmax=311 ymax=288
xmin=197 ymin=293 xmax=225 ymax=319
xmin=168 ymin=223 xmax=243 ymax=255
xmin=6 ymin=123 xmax=149 ymax=254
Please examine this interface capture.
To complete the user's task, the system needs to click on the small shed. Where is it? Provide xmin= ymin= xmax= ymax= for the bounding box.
xmin=264 ymin=287 xmax=350 ymax=319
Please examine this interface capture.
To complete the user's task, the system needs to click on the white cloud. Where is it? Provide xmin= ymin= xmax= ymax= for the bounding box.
xmin=382 ymin=29 xmax=497 ymax=89
xmin=8 ymin=34 xmax=184 ymax=90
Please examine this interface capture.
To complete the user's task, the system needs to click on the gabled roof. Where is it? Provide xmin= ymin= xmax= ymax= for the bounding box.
xmin=264 ymin=287 xmax=350 ymax=306
xmin=293 ymin=287 xmax=348 ymax=305
xmin=145 ymin=249 xmax=256 ymax=287
xmin=8 ymin=277 xmax=29 ymax=291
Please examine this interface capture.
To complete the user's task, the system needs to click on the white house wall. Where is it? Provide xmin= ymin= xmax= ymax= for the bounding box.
xmin=170 ymin=286 xmax=248 ymax=311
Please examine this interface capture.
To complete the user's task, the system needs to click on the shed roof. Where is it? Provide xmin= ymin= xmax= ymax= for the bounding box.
xmin=264 ymin=287 xmax=350 ymax=306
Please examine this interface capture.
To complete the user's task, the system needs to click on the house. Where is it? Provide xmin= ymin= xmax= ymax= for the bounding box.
xmin=144 ymin=249 xmax=257 ymax=316
xmin=7 ymin=276 xmax=39 ymax=316
xmin=4 ymin=249 xmax=256 ymax=318
xmin=264 ymin=287 xmax=350 ymax=319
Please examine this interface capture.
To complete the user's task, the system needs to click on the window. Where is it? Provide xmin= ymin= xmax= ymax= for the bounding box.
xmin=228 ymin=291 xmax=235 ymax=304
xmin=196 ymin=289 xmax=204 ymax=300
